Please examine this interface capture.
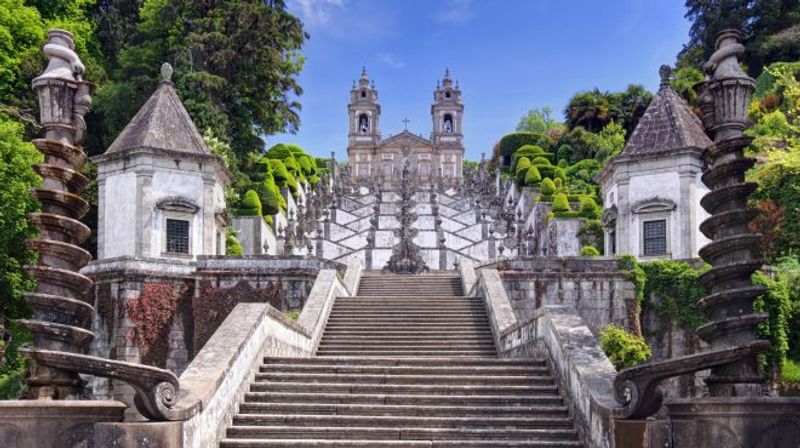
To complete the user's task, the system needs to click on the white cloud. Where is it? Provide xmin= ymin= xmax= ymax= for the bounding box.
xmin=377 ymin=53 xmax=405 ymax=69
xmin=291 ymin=0 xmax=346 ymax=27
xmin=435 ymin=0 xmax=475 ymax=24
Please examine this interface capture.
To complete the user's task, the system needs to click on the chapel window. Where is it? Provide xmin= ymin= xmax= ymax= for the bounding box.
xmin=358 ymin=113 xmax=369 ymax=133
xmin=643 ymin=220 xmax=667 ymax=256
xmin=445 ymin=91 xmax=451 ymax=98
xmin=360 ymin=90 xmax=366 ymax=98
xmin=166 ymin=219 xmax=190 ymax=254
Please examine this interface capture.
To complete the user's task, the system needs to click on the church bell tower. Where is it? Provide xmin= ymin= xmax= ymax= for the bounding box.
xmin=348 ymin=67 xmax=381 ymax=148
xmin=431 ymin=68 xmax=463 ymax=147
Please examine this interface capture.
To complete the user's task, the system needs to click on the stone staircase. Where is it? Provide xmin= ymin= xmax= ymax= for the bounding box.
xmin=219 ymin=273 xmax=584 ymax=447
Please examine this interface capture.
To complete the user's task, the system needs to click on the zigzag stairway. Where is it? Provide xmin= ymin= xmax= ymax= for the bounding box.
xmin=220 ymin=273 xmax=584 ymax=447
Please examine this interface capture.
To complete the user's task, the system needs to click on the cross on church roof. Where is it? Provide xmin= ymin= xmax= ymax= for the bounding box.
xmin=402 ymin=117 xmax=410 ymax=130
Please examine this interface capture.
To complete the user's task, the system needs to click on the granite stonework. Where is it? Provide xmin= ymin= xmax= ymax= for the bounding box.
xmin=465 ymin=263 xmax=623 ymax=448
xmin=232 ymin=215 xmax=278 ymax=255
xmin=477 ymin=257 xmax=639 ymax=335
xmin=0 ymin=400 xmax=127 ymax=448
xmin=80 ymin=255 xmax=344 ymax=417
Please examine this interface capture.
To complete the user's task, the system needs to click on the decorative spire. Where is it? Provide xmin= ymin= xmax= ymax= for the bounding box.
xmin=444 ymin=67 xmax=451 ymax=80
xmin=161 ymin=62 xmax=173 ymax=84
xmin=659 ymin=64 xmax=672 ymax=87
xmin=359 ymin=66 xmax=370 ymax=86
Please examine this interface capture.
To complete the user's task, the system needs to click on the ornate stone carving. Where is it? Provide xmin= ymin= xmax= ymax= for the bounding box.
xmin=22 ymin=30 xmax=190 ymax=421
xmin=383 ymin=164 xmax=429 ymax=274
xmin=613 ymin=29 xmax=769 ymax=418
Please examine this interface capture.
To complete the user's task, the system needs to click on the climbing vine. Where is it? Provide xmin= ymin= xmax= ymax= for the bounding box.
xmin=126 ymin=282 xmax=187 ymax=366
xmin=640 ymin=260 xmax=708 ymax=331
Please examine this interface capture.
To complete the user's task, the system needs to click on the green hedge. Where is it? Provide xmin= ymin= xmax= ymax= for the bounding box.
xmin=579 ymin=196 xmax=600 ymax=219
xmin=540 ymin=178 xmax=556 ymax=196
xmin=238 ymin=189 xmax=262 ymax=216
xmin=265 ymin=143 xmax=294 ymax=159
xmin=581 ymin=245 xmax=600 ymax=256
xmin=496 ymin=132 xmax=552 ymax=167
xmin=225 ymin=228 xmax=244 ymax=256
xmin=257 ymin=180 xmax=284 ymax=215
xmin=268 ymin=159 xmax=298 ymax=193
xmin=524 ymin=165 xmax=542 ymax=186
xmin=552 ymin=193 xmax=570 ymax=212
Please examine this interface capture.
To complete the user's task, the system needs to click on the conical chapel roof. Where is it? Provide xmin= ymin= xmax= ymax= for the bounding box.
xmin=105 ymin=63 xmax=210 ymax=156
xmin=620 ymin=66 xmax=711 ymax=157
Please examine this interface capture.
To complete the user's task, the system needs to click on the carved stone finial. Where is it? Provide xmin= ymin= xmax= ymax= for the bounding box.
xmin=35 ymin=29 xmax=84 ymax=82
xmin=659 ymin=65 xmax=672 ymax=86
xmin=703 ymin=29 xmax=747 ymax=79
xmin=161 ymin=62 xmax=173 ymax=83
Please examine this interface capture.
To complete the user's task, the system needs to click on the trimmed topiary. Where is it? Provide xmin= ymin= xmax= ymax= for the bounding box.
xmin=225 ymin=228 xmax=244 ymax=256
xmin=579 ymin=196 xmax=600 ymax=219
xmin=268 ymin=159 xmax=298 ymax=193
xmin=258 ymin=180 xmax=283 ymax=215
xmin=524 ymin=165 xmax=542 ymax=186
xmin=552 ymin=193 xmax=570 ymax=212
xmin=540 ymin=178 xmax=556 ymax=196
xmin=238 ymin=189 xmax=262 ymax=216
xmin=265 ymin=143 xmax=294 ymax=159
xmin=581 ymin=246 xmax=601 ymax=256
xmin=558 ymin=158 xmax=569 ymax=169
xmin=514 ymin=157 xmax=531 ymax=175
xmin=532 ymin=156 xmax=551 ymax=166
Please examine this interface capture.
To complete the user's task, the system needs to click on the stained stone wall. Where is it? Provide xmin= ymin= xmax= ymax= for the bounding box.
xmin=81 ymin=255 xmax=343 ymax=415
xmin=480 ymin=257 xmax=638 ymax=335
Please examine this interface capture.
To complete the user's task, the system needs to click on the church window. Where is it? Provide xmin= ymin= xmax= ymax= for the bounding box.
xmin=445 ymin=91 xmax=451 ymax=98
xmin=166 ymin=219 xmax=190 ymax=254
xmin=443 ymin=114 xmax=454 ymax=133
xmin=358 ymin=113 xmax=369 ymax=133
xmin=361 ymin=90 xmax=366 ymax=98
xmin=642 ymin=220 xmax=667 ymax=256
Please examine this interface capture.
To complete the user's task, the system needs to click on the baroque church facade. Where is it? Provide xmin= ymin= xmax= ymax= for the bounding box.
xmin=347 ymin=68 xmax=464 ymax=185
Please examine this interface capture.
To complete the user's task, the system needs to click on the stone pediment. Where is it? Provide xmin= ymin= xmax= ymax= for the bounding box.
xmin=378 ymin=130 xmax=432 ymax=149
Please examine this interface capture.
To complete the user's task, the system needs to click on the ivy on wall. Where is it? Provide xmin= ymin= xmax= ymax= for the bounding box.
xmin=640 ymin=260 xmax=708 ymax=331
xmin=126 ymin=282 xmax=188 ymax=366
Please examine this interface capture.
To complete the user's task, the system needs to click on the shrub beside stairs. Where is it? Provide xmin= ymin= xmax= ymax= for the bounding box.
xmin=220 ymin=273 xmax=585 ymax=447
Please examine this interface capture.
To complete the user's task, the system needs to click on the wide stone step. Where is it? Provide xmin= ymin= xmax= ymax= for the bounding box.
xmin=225 ymin=425 xmax=580 ymax=441
xmin=262 ymin=357 xmax=542 ymax=367
xmin=315 ymin=350 xmax=497 ymax=357
xmin=220 ymin=439 xmax=584 ymax=447
xmin=243 ymin=391 xmax=564 ymax=406
xmin=236 ymin=402 xmax=569 ymax=418
xmin=316 ymin=344 xmax=497 ymax=351
xmin=255 ymin=373 xmax=548 ymax=386
xmin=325 ymin=318 xmax=491 ymax=324
xmin=259 ymin=363 xmax=546 ymax=376
xmin=318 ymin=330 xmax=495 ymax=337
xmin=249 ymin=382 xmax=554 ymax=395
xmin=231 ymin=414 xmax=574 ymax=429
xmin=328 ymin=312 xmax=487 ymax=318
xmin=318 ymin=338 xmax=495 ymax=345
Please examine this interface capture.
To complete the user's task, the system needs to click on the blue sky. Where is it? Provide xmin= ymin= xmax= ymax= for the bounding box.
xmin=269 ymin=0 xmax=692 ymax=161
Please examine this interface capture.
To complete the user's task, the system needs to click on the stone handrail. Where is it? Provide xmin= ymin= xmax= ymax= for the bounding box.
xmin=498 ymin=306 xmax=622 ymax=448
xmin=296 ymin=269 xmax=349 ymax=352
xmin=341 ymin=257 xmax=364 ymax=296
xmin=466 ymin=264 xmax=621 ymax=448
xmin=175 ymin=266 xmax=350 ymax=447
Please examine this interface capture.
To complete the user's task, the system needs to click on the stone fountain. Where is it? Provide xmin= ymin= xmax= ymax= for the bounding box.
xmin=0 ymin=29 xmax=196 ymax=448
xmin=613 ymin=29 xmax=800 ymax=447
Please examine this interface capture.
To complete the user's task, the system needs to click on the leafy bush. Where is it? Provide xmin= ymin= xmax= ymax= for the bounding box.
xmin=257 ymin=180 xmax=284 ymax=215
xmin=238 ymin=190 xmax=262 ymax=216
xmin=581 ymin=246 xmax=600 ymax=256
xmin=540 ymin=178 xmax=556 ymax=196
xmin=495 ymin=132 xmax=551 ymax=167
xmin=524 ymin=165 xmax=542 ymax=186
xmin=265 ymin=143 xmax=294 ymax=159
xmin=579 ymin=196 xmax=600 ymax=219
xmin=225 ymin=228 xmax=243 ymax=255
xmin=552 ymin=193 xmax=570 ymax=212
xmin=578 ymin=219 xmax=604 ymax=253
xmin=268 ymin=159 xmax=298 ymax=193
xmin=532 ymin=156 xmax=551 ymax=166
xmin=754 ymin=271 xmax=793 ymax=374
xmin=514 ymin=156 xmax=531 ymax=174
xmin=285 ymin=311 xmax=300 ymax=320
xmin=600 ymin=324 xmax=652 ymax=370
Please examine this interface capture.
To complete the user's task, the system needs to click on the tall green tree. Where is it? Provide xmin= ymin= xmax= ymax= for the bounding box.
xmin=680 ymin=0 xmax=800 ymax=75
xmin=516 ymin=107 xmax=564 ymax=134
xmin=89 ymin=0 xmax=307 ymax=167
xmin=564 ymin=88 xmax=612 ymax=133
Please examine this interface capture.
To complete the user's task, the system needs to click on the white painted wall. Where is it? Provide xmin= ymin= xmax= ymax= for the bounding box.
xmin=102 ymin=172 xmax=136 ymax=258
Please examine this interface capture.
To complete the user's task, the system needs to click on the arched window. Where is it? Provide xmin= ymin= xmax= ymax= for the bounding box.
xmin=445 ymin=91 xmax=451 ymax=98
xmin=443 ymin=114 xmax=454 ymax=133
xmin=358 ymin=113 xmax=369 ymax=133
xmin=360 ymin=90 xmax=367 ymax=98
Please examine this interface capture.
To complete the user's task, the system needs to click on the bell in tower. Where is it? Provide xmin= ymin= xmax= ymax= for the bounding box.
xmin=348 ymin=67 xmax=381 ymax=146
xmin=432 ymin=68 xmax=463 ymax=146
